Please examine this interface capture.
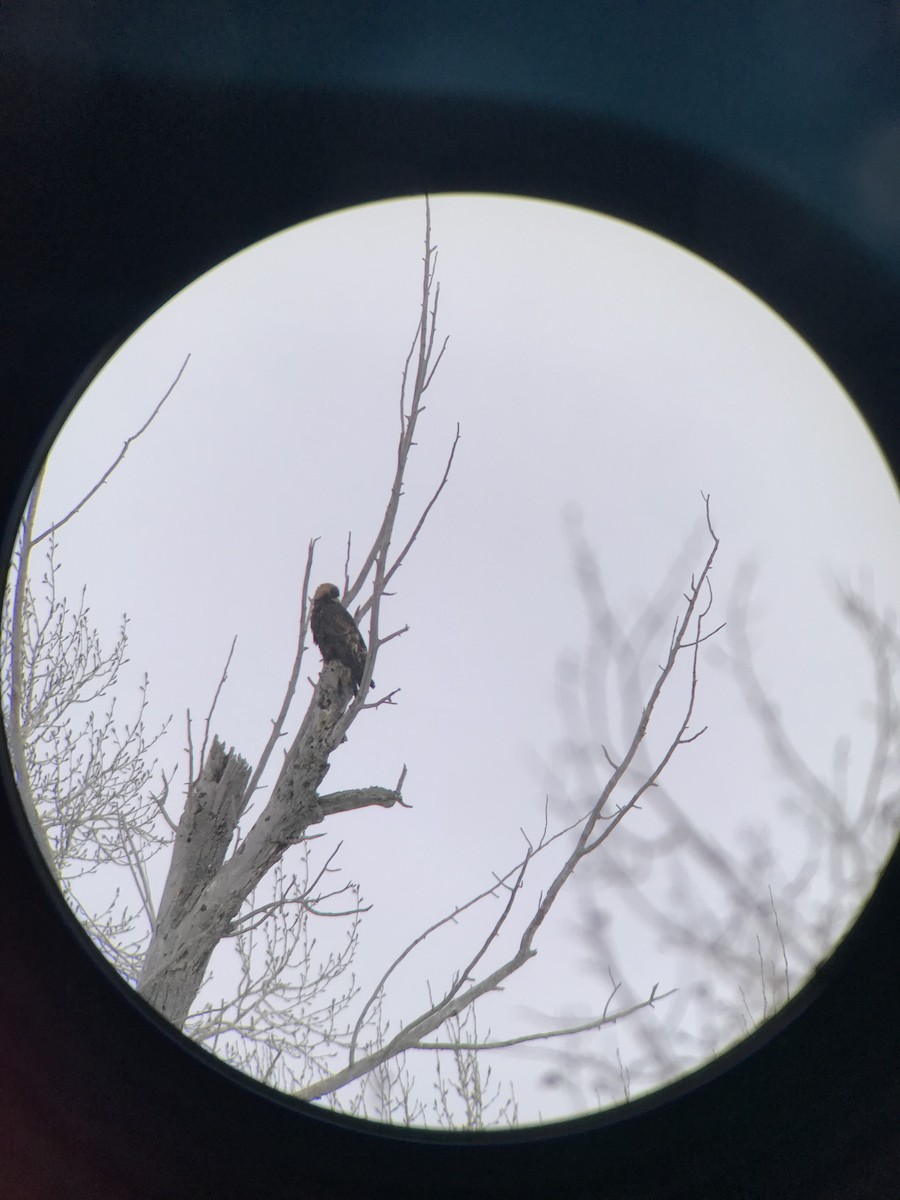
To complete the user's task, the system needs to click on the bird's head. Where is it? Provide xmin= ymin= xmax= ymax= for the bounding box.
xmin=313 ymin=582 xmax=341 ymax=603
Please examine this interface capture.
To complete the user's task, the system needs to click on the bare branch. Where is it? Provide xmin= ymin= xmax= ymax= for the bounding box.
xmin=244 ymin=538 xmax=318 ymax=805
xmin=118 ymin=813 xmax=158 ymax=929
xmin=33 ymin=354 xmax=190 ymax=547
xmin=415 ymin=853 xmax=532 ymax=1026
xmin=151 ymin=769 xmax=179 ymax=833
xmin=360 ymin=687 xmax=403 ymax=712
xmin=198 ymin=636 xmax=238 ymax=779
xmin=376 ymin=425 xmax=461 ymax=601
xmin=346 ymin=811 xmax=579 ymax=1066
xmin=769 ymin=885 xmax=790 ymax=1000
xmin=343 ymin=199 xmax=456 ymax=658
xmin=421 ymin=987 xmax=676 ymax=1052
xmin=376 ymin=625 xmax=410 ymax=647
xmin=318 ymin=787 xmax=404 ymax=817
xmin=5 ymin=488 xmax=53 ymax=859
xmin=343 ymin=533 xmax=352 ymax=598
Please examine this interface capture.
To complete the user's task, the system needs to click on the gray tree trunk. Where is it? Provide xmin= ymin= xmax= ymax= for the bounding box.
xmin=138 ymin=663 xmax=400 ymax=1029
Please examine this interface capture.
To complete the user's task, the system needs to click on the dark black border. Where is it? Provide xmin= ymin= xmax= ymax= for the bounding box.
xmin=3 ymin=50 xmax=900 ymax=1200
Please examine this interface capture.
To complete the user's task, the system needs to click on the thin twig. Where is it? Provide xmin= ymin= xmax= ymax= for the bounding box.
xmin=33 ymin=354 xmax=190 ymax=547
xmin=198 ymin=636 xmax=238 ymax=775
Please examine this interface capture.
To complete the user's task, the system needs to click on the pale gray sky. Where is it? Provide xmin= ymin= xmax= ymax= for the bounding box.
xmin=27 ymin=194 xmax=900 ymax=1124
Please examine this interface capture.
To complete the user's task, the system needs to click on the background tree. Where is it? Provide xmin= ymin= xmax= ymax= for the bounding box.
xmin=541 ymin=523 xmax=900 ymax=1111
xmin=2 ymin=367 xmax=189 ymax=981
xmin=2 ymin=530 xmax=168 ymax=981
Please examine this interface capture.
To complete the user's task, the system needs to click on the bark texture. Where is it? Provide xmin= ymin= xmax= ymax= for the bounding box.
xmin=138 ymin=663 xmax=400 ymax=1028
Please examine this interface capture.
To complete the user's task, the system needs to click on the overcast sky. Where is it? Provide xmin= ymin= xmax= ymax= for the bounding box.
xmin=24 ymin=193 xmax=900 ymax=1126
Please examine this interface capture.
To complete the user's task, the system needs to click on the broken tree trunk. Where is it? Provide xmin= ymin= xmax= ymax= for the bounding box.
xmin=137 ymin=663 xmax=401 ymax=1029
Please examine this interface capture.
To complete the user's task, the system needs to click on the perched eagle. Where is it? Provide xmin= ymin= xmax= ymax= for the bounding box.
xmin=310 ymin=583 xmax=375 ymax=695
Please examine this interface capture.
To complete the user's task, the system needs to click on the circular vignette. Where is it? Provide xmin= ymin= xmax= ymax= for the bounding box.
xmin=4 ymin=89 xmax=900 ymax=1198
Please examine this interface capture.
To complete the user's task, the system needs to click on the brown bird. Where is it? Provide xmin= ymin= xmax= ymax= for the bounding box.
xmin=310 ymin=583 xmax=375 ymax=694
